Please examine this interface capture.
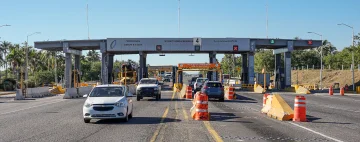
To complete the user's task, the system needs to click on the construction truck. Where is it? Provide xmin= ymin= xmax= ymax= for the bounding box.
xmin=119 ymin=62 xmax=138 ymax=85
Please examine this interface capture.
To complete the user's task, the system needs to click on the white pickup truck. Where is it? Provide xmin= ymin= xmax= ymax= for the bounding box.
xmin=136 ymin=78 xmax=161 ymax=101
xmin=194 ymin=78 xmax=209 ymax=91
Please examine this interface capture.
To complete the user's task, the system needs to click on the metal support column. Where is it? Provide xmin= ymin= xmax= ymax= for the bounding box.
xmin=138 ymin=52 xmax=145 ymax=81
xmin=284 ymin=52 xmax=292 ymax=88
xmin=143 ymin=53 xmax=148 ymax=78
xmin=241 ymin=53 xmax=248 ymax=84
xmin=74 ymin=54 xmax=81 ymax=87
xmin=65 ymin=53 xmax=72 ymax=88
xmin=178 ymin=70 xmax=183 ymax=84
xmin=101 ymin=53 xmax=108 ymax=84
xmin=208 ymin=52 xmax=217 ymax=81
xmin=274 ymin=53 xmax=284 ymax=89
xmin=172 ymin=66 xmax=177 ymax=86
xmin=248 ymin=52 xmax=255 ymax=84
xmin=108 ymin=54 xmax=114 ymax=84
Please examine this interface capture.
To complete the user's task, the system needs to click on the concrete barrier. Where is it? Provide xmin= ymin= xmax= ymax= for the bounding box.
xmin=63 ymin=88 xmax=79 ymax=99
xmin=128 ymin=85 xmax=136 ymax=95
xmin=79 ymin=87 xmax=93 ymax=96
xmin=180 ymin=84 xmax=187 ymax=98
xmin=15 ymin=89 xmax=24 ymax=100
xmin=24 ymin=87 xmax=51 ymax=98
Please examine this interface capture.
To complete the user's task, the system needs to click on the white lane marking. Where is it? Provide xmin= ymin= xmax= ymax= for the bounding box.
xmin=288 ymin=122 xmax=344 ymax=142
xmin=0 ymin=100 xmax=66 ymax=115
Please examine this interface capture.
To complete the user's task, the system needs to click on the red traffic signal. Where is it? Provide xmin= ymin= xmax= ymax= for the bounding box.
xmin=233 ymin=45 xmax=239 ymax=51
xmin=307 ymin=40 xmax=313 ymax=45
xmin=156 ymin=45 xmax=162 ymax=51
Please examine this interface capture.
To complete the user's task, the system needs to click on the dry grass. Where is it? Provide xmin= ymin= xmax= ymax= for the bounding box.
xmin=291 ymin=69 xmax=360 ymax=87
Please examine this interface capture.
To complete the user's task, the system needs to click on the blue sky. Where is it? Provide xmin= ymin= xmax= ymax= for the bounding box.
xmin=0 ymin=0 xmax=359 ymax=66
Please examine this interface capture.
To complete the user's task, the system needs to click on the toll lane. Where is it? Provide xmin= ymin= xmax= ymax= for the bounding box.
xmin=234 ymin=91 xmax=360 ymax=142
xmin=0 ymin=91 xmax=174 ymax=142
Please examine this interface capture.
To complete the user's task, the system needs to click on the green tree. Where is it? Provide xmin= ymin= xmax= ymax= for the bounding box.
xmin=318 ymin=40 xmax=337 ymax=56
xmin=0 ymin=41 xmax=11 ymax=79
xmin=254 ymin=50 xmax=274 ymax=73
xmin=7 ymin=44 xmax=25 ymax=80
xmin=220 ymin=54 xmax=242 ymax=76
xmin=86 ymin=50 xmax=100 ymax=62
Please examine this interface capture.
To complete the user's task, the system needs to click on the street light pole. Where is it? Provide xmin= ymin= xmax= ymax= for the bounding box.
xmin=307 ymin=32 xmax=323 ymax=89
xmin=338 ymin=23 xmax=355 ymax=91
xmin=25 ymin=32 xmax=41 ymax=82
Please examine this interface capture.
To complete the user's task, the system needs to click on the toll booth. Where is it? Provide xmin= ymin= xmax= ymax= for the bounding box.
xmin=176 ymin=63 xmax=222 ymax=85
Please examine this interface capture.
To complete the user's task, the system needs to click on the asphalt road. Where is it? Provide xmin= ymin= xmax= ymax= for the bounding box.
xmin=0 ymin=82 xmax=359 ymax=142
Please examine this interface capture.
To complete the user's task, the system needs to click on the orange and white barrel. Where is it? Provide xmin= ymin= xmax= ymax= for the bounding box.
xmin=329 ymin=86 xmax=333 ymax=96
xmin=340 ymin=87 xmax=345 ymax=96
xmin=293 ymin=96 xmax=307 ymax=122
xmin=191 ymin=92 xmax=209 ymax=121
xmin=186 ymin=86 xmax=193 ymax=99
xmin=263 ymin=93 xmax=269 ymax=107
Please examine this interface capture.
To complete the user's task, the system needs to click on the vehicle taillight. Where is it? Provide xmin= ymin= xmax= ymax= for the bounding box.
xmin=204 ymin=86 xmax=208 ymax=89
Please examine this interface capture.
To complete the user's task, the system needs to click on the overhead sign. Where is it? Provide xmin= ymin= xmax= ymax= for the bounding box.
xmin=193 ymin=37 xmax=202 ymax=46
xmin=233 ymin=45 xmax=239 ymax=51
xmin=270 ymin=39 xmax=275 ymax=44
xmin=307 ymin=40 xmax=313 ymax=45
xmin=156 ymin=45 xmax=162 ymax=51
xmin=178 ymin=63 xmax=220 ymax=70
xmin=273 ymin=48 xmax=289 ymax=54
xmin=63 ymin=46 xmax=81 ymax=55
xmin=106 ymin=38 xmax=250 ymax=52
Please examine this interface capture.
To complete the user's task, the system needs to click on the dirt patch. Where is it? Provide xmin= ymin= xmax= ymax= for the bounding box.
xmin=291 ymin=69 xmax=360 ymax=87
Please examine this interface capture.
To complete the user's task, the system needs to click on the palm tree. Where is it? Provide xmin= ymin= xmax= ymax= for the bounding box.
xmin=40 ymin=50 xmax=55 ymax=71
xmin=7 ymin=44 xmax=25 ymax=81
xmin=0 ymin=41 xmax=11 ymax=79
xmin=86 ymin=50 xmax=100 ymax=62
xmin=318 ymin=40 xmax=337 ymax=56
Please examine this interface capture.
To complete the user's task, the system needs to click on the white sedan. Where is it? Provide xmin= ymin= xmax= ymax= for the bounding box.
xmin=83 ymin=84 xmax=134 ymax=123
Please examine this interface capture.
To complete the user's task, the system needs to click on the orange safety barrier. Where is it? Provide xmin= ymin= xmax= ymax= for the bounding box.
xmin=191 ymin=92 xmax=209 ymax=121
xmin=340 ymin=87 xmax=345 ymax=96
xmin=263 ymin=93 xmax=269 ymax=107
xmin=225 ymin=86 xmax=235 ymax=100
xmin=186 ymin=86 xmax=193 ymax=99
xmin=293 ymin=96 xmax=307 ymax=122
xmin=329 ymin=86 xmax=333 ymax=96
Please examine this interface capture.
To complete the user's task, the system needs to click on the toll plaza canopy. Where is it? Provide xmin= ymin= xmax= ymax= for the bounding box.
xmin=34 ymin=38 xmax=321 ymax=90
xmin=34 ymin=38 xmax=321 ymax=54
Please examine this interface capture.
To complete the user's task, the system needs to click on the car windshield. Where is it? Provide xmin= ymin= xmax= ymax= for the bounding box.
xmin=197 ymin=78 xmax=208 ymax=83
xmin=191 ymin=77 xmax=198 ymax=81
xmin=89 ymin=87 xmax=124 ymax=97
xmin=140 ymin=79 xmax=157 ymax=84
xmin=206 ymin=82 xmax=222 ymax=87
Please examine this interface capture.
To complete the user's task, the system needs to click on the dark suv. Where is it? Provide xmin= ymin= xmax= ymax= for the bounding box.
xmin=201 ymin=81 xmax=224 ymax=101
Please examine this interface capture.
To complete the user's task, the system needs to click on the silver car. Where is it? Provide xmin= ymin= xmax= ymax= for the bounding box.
xmin=83 ymin=85 xmax=134 ymax=123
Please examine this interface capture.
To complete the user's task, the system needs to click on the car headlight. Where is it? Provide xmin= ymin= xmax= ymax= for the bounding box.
xmin=115 ymin=101 xmax=126 ymax=107
xmin=84 ymin=102 xmax=92 ymax=108
xmin=154 ymin=87 xmax=158 ymax=90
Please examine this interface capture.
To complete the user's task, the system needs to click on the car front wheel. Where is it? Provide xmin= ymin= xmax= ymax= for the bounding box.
xmin=123 ymin=109 xmax=129 ymax=122
xmin=219 ymin=98 xmax=225 ymax=102
xmin=137 ymin=96 xmax=141 ymax=101
xmin=156 ymin=94 xmax=160 ymax=100
xmin=84 ymin=118 xmax=91 ymax=123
